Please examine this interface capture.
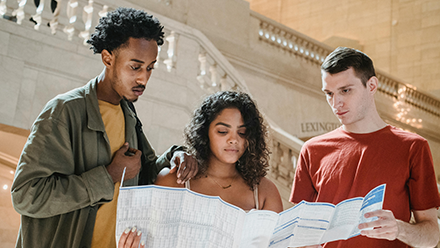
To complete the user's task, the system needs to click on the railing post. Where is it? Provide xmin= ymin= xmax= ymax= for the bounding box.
xmin=48 ymin=0 xmax=61 ymax=34
xmin=79 ymin=0 xmax=94 ymax=45
xmin=97 ymin=4 xmax=108 ymax=19
xmin=197 ymin=51 xmax=207 ymax=89
xmin=209 ymin=64 xmax=218 ymax=88
xmin=156 ymin=45 xmax=162 ymax=69
xmin=291 ymin=155 xmax=297 ymax=183
xmin=11 ymin=0 xmax=27 ymax=25
xmin=30 ymin=0 xmax=44 ymax=30
xmin=198 ymin=52 xmax=207 ymax=76
xmin=64 ymin=0 xmax=78 ymax=40
xmin=220 ymin=75 xmax=228 ymax=91
xmin=269 ymin=141 xmax=281 ymax=180
xmin=0 ymin=0 xmax=6 ymax=17
xmin=163 ymin=31 xmax=177 ymax=72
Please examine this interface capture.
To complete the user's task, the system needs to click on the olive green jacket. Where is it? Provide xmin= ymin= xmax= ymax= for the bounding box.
xmin=11 ymin=78 xmax=180 ymax=248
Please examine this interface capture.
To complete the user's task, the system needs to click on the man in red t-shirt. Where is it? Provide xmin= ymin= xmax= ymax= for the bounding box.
xmin=290 ymin=47 xmax=440 ymax=248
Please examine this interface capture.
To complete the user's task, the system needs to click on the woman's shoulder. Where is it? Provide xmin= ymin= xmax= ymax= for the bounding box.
xmin=155 ymin=168 xmax=184 ymax=188
xmin=258 ymin=177 xmax=279 ymax=194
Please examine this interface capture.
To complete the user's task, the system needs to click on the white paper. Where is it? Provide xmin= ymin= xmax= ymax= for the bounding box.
xmin=269 ymin=184 xmax=386 ymax=247
xmin=116 ymin=184 xmax=386 ymax=248
xmin=240 ymin=210 xmax=279 ymax=248
xmin=116 ymin=186 xmax=247 ymax=248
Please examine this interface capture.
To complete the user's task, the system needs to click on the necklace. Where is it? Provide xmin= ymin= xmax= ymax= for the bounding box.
xmin=208 ymin=173 xmax=237 ymax=189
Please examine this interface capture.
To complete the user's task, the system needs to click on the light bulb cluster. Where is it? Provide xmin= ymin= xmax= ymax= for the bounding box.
xmin=394 ymin=98 xmax=423 ymax=129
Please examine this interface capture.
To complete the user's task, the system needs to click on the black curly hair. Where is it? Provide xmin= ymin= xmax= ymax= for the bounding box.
xmin=185 ymin=91 xmax=269 ymax=190
xmin=87 ymin=7 xmax=164 ymax=54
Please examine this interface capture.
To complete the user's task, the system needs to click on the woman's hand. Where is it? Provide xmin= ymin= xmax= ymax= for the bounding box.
xmin=118 ymin=227 xmax=144 ymax=248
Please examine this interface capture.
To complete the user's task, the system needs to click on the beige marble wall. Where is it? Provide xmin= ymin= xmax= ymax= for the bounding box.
xmin=246 ymin=0 xmax=440 ymax=99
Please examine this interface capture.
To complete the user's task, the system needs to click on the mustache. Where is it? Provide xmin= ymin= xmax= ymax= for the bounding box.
xmin=133 ymin=85 xmax=146 ymax=90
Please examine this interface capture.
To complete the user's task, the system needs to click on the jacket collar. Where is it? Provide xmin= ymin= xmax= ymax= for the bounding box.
xmin=84 ymin=77 xmax=137 ymax=139
xmin=85 ymin=78 xmax=105 ymax=132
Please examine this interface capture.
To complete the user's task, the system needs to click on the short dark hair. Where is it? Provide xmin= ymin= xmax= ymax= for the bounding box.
xmin=321 ymin=47 xmax=376 ymax=86
xmin=87 ymin=7 xmax=164 ymax=54
xmin=185 ymin=91 xmax=269 ymax=189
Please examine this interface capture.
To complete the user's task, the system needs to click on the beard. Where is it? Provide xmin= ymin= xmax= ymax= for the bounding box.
xmin=123 ymin=96 xmax=138 ymax=103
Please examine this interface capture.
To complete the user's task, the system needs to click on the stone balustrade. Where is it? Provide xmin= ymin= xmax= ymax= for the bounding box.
xmin=267 ymin=122 xmax=304 ymax=190
xmin=377 ymin=73 xmax=440 ymax=118
xmin=257 ymin=19 xmax=328 ymax=66
xmin=2 ymin=0 xmax=438 ymax=121
xmin=254 ymin=12 xmax=440 ymax=120
xmin=196 ymin=49 xmax=238 ymax=93
xmin=0 ymin=0 xmax=247 ymax=90
xmin=4 ymin=0 xmax=438 ymax=121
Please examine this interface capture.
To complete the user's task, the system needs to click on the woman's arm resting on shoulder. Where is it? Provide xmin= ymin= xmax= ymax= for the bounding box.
xmin=359 ymin=208 xmax=439 ymax=247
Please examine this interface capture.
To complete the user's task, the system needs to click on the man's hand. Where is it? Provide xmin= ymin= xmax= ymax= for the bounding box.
xmin=169 ymin=151 xmax=198 ymax=184
xmin=118 ymin=227 xmax=144 ymax=248
xmin=359 ymin=208 xmax=439 ymax=247
xmin=358 ymin=209 xmax=398 ymax=240
xmin=106 ymin=142 xmax=142 ymax=183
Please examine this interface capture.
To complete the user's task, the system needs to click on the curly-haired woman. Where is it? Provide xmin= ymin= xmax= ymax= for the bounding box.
xmin=159 ymin=90 xmax=282 ymax=210
xmin=119 ymin=91 xmax=283 ymax=247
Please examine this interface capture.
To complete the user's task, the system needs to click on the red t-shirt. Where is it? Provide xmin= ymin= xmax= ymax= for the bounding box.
xmin=290 ymin=125 xmax=440 ymax=247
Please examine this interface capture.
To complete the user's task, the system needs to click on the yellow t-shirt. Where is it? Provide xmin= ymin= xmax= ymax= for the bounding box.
xmin=91 ymin=100 xmax=125 ymax=248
